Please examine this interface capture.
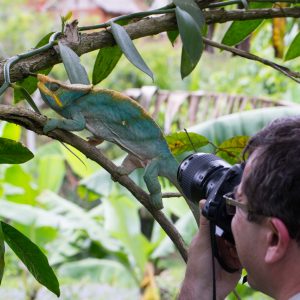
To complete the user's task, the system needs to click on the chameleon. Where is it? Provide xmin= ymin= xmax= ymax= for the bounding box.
xmin=37 ymin=74 xmax=189 ymax=211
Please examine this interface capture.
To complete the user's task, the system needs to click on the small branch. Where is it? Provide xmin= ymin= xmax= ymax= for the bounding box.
xmin=203 ymin=37 xmax=300 ymax=83
xmin=205 ymin=7 xmax=300 ymax=24
xmin=206 ymin=0 xmax=299 ymax=9
xmin=0 ymin=104 xmax=188 ymax=262
xmin=162 ymin=192 xmax=182 ymax=198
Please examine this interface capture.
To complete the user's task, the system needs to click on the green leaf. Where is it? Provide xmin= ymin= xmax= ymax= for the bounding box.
xmin=167 ymin=30 xmax=179 ymax=46
xmin=61 ymin=144 xmax=99 ymax=178
xmin=14 ymin=32 xmax=54 ymax=103
xmin=221 ymin=19 xmax=263 ymax=46
xmin=0 ymin=138 xmax=33 ymax=164
xmin=173 ymin=0 xmax=206 ymax=30
xmin=152 ymin=211 xmax=196 ymax=259
xmin=62 ymin=11 xmax=72 ymax=22
xmin=12 ymin=84 xmax=41 ymax=113
xmin=58 ymin=42 xmax=90 ymax=85
xmin=92 ymin=45 xmax=122 ymax=85
xmin=4 ymin=165 xmax=38 ymax=205
xmin=14 ymin=68 xmax=51 ymax=104
xmin=180 ymin=45 xmax=202 ymax=79
xmin=38 ymin=155 xmax=65 ymax=192
xmin=285 ymin=31 xmax=300 ymax=61
xmin=166 ymin=131 xmax=209 ymax=156
xmin=216 ymin=136 xmax=250 ymax=164
xmin=0 ymin=224 xmax=5 ymax=284
xmin=36 ymin=32 xmax=55 ymax=48
xmin=176 ymin=6 xmax=203 ymax=63
xmin=39 ymin=191 xmax=120 ymax=252
xmin=175 ymin=6 xmax=203 ymax=78
xmin=79 ymin=169 xmax=112 ymax=197
xmin=77 ymin=185 xmax=100 ymax=202
xmin=106 ymin=193 xmax=151 ymax=278
xmin=184 ymin=107 xmax=300 ymax=157
xmin=115 ymin=19 xmax=130 ymax=26
xmin=1 ymin=221 xmax=60 ymax=296
xmin=58 ymin=258 xmax=136 ymax=287
xmin=221 ymin=2 xmax=271 ymax=46
xmin=0 ymin=200 xmax=64 ymax=228
xmin=110 ymin=22 xmax=154 ymax=80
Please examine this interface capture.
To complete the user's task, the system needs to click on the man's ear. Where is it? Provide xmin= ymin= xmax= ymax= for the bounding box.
xmin=265 ymin=218 xmax=290 ymax=263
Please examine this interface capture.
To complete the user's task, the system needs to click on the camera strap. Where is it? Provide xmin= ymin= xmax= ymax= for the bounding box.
xmin=209 ymin=222 xmax=240 ymax=300
xmin=209 ymin=222 xmax=217 ymax=300
xmin=210 ymin=223 xmax=240 ymax=273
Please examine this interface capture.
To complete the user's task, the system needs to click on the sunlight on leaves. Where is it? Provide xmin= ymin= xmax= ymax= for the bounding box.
xmin=216 ymin=136 xmax=249 ymax=164
xmin=166 ymin=131 xmax=209 ymax=156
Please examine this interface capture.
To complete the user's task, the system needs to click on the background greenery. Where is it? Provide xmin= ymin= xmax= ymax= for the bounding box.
xmin=1 ymin=0 xmax=299 ymax=299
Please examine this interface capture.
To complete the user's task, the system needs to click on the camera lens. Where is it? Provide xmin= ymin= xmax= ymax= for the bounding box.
xmin=177 ymin=153 xmax=231 ymax=203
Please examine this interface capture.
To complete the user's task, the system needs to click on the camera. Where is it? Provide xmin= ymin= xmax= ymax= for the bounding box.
xmin=177 ymin=153 xmax=244 ymax=244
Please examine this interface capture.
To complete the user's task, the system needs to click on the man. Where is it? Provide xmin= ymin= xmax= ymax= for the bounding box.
xmin=178 ymin=117 xmax=300 ymax=300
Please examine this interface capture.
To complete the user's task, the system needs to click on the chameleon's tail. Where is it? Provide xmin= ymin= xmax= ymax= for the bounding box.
xmin=158 ymin=155 xmax=200 ymax=222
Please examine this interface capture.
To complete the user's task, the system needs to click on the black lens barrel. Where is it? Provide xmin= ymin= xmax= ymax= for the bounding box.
xmin=177 ymin=153 xmax=231 ymax=203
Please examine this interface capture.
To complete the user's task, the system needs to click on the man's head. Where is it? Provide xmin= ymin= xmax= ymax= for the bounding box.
xmin=242 ymin=116 xmax=300 ymax=244
xmin=231 ymin=116 xmax=300 ymax=297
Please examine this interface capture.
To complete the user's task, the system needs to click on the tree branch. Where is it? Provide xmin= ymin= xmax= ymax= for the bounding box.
xmin=203 ymin=37 xmax=300 ymax=83
xmin=1 ymin=8 xmax=300 ymax=85
xmin=0 ymin=104 xmax=188 ymax=262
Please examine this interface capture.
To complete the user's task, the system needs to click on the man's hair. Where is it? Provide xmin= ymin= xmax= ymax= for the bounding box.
xmin=243 ymin=116 xmax=300 ymax=244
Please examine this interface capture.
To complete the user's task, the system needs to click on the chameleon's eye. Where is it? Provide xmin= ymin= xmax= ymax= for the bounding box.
xmin=48 ymin=83 xmax=60 ymax=92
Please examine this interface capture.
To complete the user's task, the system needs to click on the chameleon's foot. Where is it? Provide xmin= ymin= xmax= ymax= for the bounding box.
xmin=43 ymin=119 xmax=59 ymax=134
xmin=87 ymin=136 xmax=104 ymax=146
xmin=115 ymin=166 xmax=129 ymax=176
xmin=111 ymin=166 xmax=129 ymax=182
xmin=150 ymin=193 xmax=163 ymax=210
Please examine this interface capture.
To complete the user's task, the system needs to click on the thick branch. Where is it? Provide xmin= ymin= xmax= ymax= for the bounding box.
xmin=0 ymin=104 xmax=188 ymax=262
xmin=1 ymin=8 xmax=300 ymax=85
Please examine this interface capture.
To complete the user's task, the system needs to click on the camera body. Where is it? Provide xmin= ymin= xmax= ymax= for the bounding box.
xmin=177 ymin=153 xmax=244 ymax=244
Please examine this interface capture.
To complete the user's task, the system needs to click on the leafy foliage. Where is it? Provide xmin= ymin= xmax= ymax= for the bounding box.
xmin=285 ymin=31 xmax=300 ymax=61
xmin=1 ymin=0 xmax=300 ymax=298
xmin=0 ymin=224 xmax=4 ymax=284
xmin=166 ymin=131 xmax=209 ymax=155
xmin=92 ymin=46 xmax=123 ymax=85
xmin=110 ymin=22 xmax=154 ymax=81
xmin=0 ymin=138 xmax=33 ymax=164
xmin=13 ymin=32 xmax=54 ymax=103
xmin=58 ymin=42 xmax=90 ymax=85
xmin=174 ymin=0 xmax=204 ymax=78
xmin=1 ymin=222 xmax=60 ymax=296
xmin=216 ymin=136 xmax=249 ymax=164
xmin=221 ymin=2 xmax=272 ymax=46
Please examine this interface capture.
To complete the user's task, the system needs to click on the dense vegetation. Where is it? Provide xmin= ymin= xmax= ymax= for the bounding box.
xmin=0 ymin=0 xmax=300 ymax=299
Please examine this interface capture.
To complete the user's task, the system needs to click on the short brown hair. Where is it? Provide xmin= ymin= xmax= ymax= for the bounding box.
xmin=242 ymin=117 xmax=300 ymax=244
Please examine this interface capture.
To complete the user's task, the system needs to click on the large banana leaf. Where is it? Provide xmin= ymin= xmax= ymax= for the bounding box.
xmin=182 ymin=106 xmax=300 ymax=155
xmin=58 ymin=258 xmax=137 ymax=288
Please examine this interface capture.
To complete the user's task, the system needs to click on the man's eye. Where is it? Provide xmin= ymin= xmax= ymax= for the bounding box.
xmin=49 ymin=83 xmax=60 ymax=91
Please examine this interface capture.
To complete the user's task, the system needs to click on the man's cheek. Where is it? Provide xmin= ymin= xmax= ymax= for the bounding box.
xmin=231 ymin=215 xmax=239 ymax=240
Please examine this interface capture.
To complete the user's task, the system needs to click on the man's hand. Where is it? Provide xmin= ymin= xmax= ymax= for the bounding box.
xmin=178 ymin=200 xmax=242 ymax=300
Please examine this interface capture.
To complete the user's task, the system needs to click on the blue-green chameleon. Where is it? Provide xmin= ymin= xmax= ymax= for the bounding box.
xmin=37 ymin=74 xmax=196 ymax=214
